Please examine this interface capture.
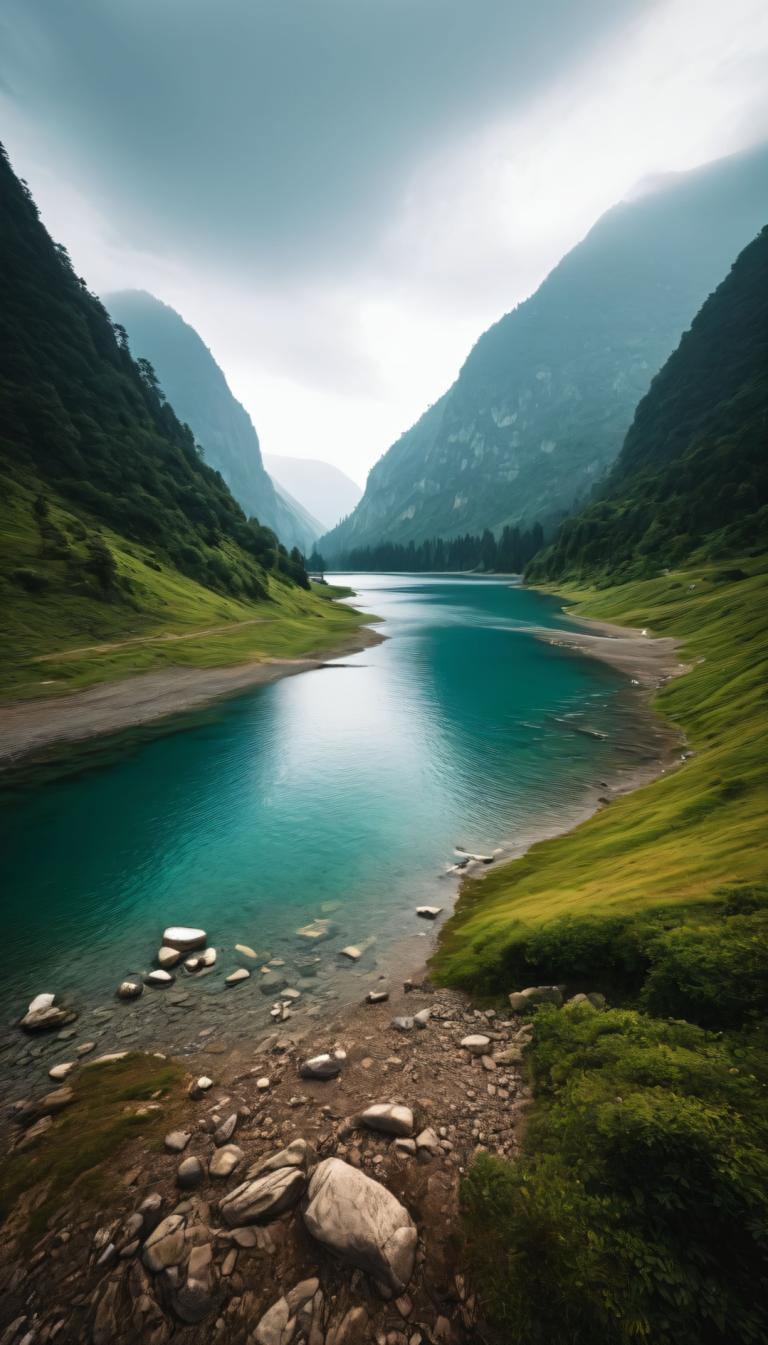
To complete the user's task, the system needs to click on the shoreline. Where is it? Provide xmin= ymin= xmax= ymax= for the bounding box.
xmin=0 ymin=626 xmax=384 ymax=770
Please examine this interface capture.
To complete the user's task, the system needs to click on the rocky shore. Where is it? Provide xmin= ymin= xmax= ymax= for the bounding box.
xmin=0 ymin=973 xmax=538 ymax=1345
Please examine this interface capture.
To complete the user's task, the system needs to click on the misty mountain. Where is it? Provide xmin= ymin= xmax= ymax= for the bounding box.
xmin=322 ymin=144 xmax=768 ymax=556
xmin=264 ymin=455 xmax=362 ymax=531
xmin=103 ymin=290 xmax=319 ymax=553
xmin=529 ymin=226 xmax=768 ymax=581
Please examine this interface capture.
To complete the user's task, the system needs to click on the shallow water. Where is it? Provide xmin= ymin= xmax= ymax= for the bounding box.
xmin=1 ymin=575 xmax=659 ymax=1079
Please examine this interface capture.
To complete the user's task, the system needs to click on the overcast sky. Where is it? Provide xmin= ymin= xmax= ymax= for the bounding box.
xmin=2 ymin=0 xmax=767 ymax=485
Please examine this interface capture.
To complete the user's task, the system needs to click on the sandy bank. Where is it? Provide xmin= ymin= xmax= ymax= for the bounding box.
xmin=531 ymin=614 xmax=688 ymax=689
xmin=0 ymin=626 xmax=383 ymax=769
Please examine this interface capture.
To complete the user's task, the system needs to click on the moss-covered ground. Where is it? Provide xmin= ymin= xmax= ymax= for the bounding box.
xmin=0 ymin=1053 xmax=185 ymax=1245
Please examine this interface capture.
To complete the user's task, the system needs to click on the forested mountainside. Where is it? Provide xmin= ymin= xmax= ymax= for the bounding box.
xmin=322 ymin=144 xmax=768 ymax=556
xmin=0 ymin=142 xmax=343 ymax=695
xmin=264 ymin=454 xmax=362 ymax=531
xmin=530 ymin=226 xmax=768 ymax=581
xmin=104 ymin=290 xmax=319 ymax=554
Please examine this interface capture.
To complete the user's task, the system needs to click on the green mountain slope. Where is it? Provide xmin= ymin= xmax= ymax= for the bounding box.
xmin=530 ymin=226 xmax=768 ymax=581
xmin=103 ymin=289 xmax=319 ymax=553
xmin=323 ymin=144 xmax=768 ymax=556
xmin=0 ymin=144 xmax=365 ymax=699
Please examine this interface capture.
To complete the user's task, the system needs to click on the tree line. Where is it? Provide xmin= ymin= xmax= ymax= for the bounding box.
xmin=312 ymin=522 xmax=545 ymax=575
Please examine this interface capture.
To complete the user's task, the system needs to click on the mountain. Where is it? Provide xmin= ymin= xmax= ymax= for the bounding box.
xmin=0 ymin=141 xmax=311 ymax=680
xmin=528 ymin=226 xmax=768 ymax=581
xmin=264 ymin=454 xmax=362 ymax=531
xmin=103 ymin=290 xmax=319 ymax=553
xmin=322 ymin=144 xmax=768 ymax=557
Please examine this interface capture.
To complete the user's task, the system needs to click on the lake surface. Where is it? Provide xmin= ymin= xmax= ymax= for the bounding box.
xmin=1 ymin=575 xmax=656 ymax=1081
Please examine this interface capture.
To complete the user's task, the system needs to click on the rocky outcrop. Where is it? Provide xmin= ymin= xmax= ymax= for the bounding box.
xmin=303 ymin=1157 xmax=417 ymax=1295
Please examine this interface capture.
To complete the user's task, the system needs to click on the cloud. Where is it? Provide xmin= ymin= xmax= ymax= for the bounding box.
xmin=1 ymin=0 xmax=766 ymax=482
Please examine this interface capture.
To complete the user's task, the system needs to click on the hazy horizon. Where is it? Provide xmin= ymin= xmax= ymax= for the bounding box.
xmin=1 ymin=0 xmax=766 ymax=485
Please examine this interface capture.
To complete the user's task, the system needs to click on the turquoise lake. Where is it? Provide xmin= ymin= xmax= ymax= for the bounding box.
xmin=0 ymin=575 xmax=658 ymax=1074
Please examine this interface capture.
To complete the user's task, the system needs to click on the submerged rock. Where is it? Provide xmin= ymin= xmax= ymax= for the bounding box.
xmin=303 ymin=1157 xmax=417 ymax=1295
xmin=225 ymin=968 xmax=250 ymax=986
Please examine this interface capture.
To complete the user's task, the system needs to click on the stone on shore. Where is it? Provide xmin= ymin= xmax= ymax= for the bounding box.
xmin=214 ymin=1112 xmax=238 ymax=1145
xmin=360 ymin=1103 xmax=414 ymax=1137
xmin=416 ymin=906 xmax=443 ymax=919
xmin=248 ymin=1138 xmax=315 ymax=1179
xmin=177 ymin=1155 xmax=205 ymax=1189
xmin=200 ymin=947 xmax=217 ymax=967
xmin=414 ymin=1008 xmax=431 ymax=1028
xmin=190 ymin=1076 xmax=213 ymax=1099
xmin=145 ymin=969 xmax=174 ymax=987
xmin=48 ymin=1061 xmax=75 ymax=1081
xmin=162 ymin=926 xmax=207 ymax=952
xmin=391 ymin=1016 xmax=414 ymax=1032
xmin=116 ymin=979 xmax=143 ymax=1000
xmin=303 ymin=1157 xmax=417 ymax=1295
xmin=225 ymin=968 xmax=250 ymax=986
xmin=143 ymin=1214 xmax=186 ymax=1272
xmin=517 ymin=985 xmax=564 ymax=1008
xmin=210 ymin=1144 xmax=244 ymax=1178
xmin=219 ymin=1166 xmax=308 ymax=1225
xmin=460 ymin=1034 xmax=490 ymax=1056
xmin=157 ymin=946 xmax=181 ymax=969
xmin=366 ymin=990 xmax=389 ymax=1004
xmin=164 ymin=1130 xmax=191 ymax=1153
xmin=300 ymin=1053 xmax=342 ymax=1080
xmin=21 ymin=1000 xmax=74 ymax=1032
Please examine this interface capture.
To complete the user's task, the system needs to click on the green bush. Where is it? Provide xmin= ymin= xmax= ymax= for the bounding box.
xmin=462 ymin=1007 xmax=768 ymax=1345
xmin=641 ymin=910 xmax=768 ymax=1028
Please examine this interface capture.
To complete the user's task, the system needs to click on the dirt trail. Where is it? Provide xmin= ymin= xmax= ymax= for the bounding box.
xmin=33 ymin=617 xmax=271 ymax=662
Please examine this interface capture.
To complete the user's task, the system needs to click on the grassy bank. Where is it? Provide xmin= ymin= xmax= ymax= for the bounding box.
xmin=433 ymin=558 xmax=768 ymax=992
xmin=432 ymin=558 xmax=768 ymax=1344
xmin=0 ymin=474 xmax=374 ymax=699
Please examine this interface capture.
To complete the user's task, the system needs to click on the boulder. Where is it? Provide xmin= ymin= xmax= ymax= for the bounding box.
xmin=248 ymin=1138 xmax=315 ymax=1179
xmin=116 ymin=980 xmax=143 ymax=1001
xmin=145 ymin=969 xmax=174 ymax=988
xmin=219 ymin=1167 xmax=307 ymax=1226
xmin=157 ymin=946 xmax=181 ymax=969
xmin=210 ymin=1144 xmax=244 ymax=1178
xmin=143 ymin=1214 xmax=186 ymax=1272
xmin=225 ymin=968 xmax=250 ymax=986
xmin=162 ymin=926 xmax=207 ymax=951
xmin=519 ymin=985 xmax=563 ymax=1008
xmin=303 ymin=1157 xmax=417 ymax=1295
xmin=416 ymin=906 xmax=443 ymax=919
xmin=460 ymin=1034 xmax=490 ymax=1056
xmin=360 ymin=1104 xmax=414 ymax=1138
xmin=299 ymin=1053 xmax=342 ymax=1080
xmin=567 ymin=993 xmax=597 ymax=1011
xmin=177 ymin=1156 xmax=205 ymax=1189
xmin=164 ymin=1130 xmax=191 ymax=1153
xmin=507 ymin=992 xmax=528 ymax=1012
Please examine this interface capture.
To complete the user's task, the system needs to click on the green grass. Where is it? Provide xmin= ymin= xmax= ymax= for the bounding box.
xmin=0 ymin=473 xmax=375 ymax=699
xmin=432 ymin=557 xmax=768 ymax=992
xmin=0 ymin=1052 xmax=185 ymax=1244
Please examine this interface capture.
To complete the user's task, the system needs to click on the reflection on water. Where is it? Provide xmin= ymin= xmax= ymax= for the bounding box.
xmin=0 ymin=575 xmax=649 ymax=1075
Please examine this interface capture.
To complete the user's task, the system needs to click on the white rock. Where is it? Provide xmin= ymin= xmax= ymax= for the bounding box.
xmin=210 ymin=1144 xmax=244 ymax=1178
xmin=256 ymin=1076 xmax=271 ymax=1091
xmin=225 ymin=968 xmax=250 ymax=986
xmin=460 ymin=1034 xmax=491 ymax=1056
xmin=413 ymin=1008 xmax=431 ymax=1028
xmin=157 ymin=946 xmax=181 ymax=969
xmin=366 ymin=990 xmax=389 ymax=1004
xmin=360 ymin=1103 xmax=414 ymax=1137
xmin=340 ymin=946 xmax=361 ymax=961
xmin=283 ymin=988 xmax=301 ymax=1000
xmin=248 ymin=1138 xmax=315 ymax=1178
xmin=146 ymin=969 xmax=174 ymax=987
xmin=303 ymin=1157 xmax=417 ymax=1295
xmin=200 ymin=947 xmax=217 ymax=967
xmin=416 ymin=907 xmax=443 ymax=920
xmin=162 ymin=926 xmax=207 ymax=952
xmin=87 ymin=1052 xmax=128 ymax=1066
xmin=29 ymin=993 xmax=55 ymax=1014
xmin=235 ymin=944 xmax=257 ymax=959
xmin=164 ymin=1130 xmax=191 ymax=1153
xmin=415 ymin=1127 xmax=439 ymax=1153
xmin=48 ymin=1061 xmax=75 ymax=1081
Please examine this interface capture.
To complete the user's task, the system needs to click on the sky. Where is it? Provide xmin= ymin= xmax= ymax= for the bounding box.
xmin=1 ymin=0 xmax=767 ymax=486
